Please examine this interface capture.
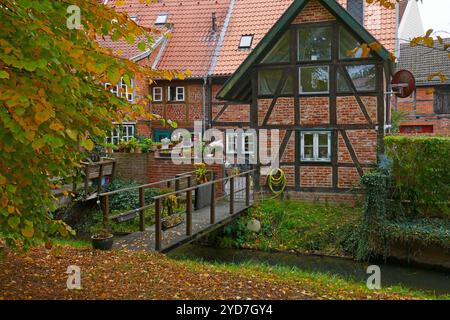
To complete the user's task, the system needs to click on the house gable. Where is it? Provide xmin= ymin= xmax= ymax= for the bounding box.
xmin=217 ymin=0 xmax=391 ymax=103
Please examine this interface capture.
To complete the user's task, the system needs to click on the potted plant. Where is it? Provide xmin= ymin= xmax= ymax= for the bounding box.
xmin=161 ymin=193 xmax=184 ymax=230
xmin=194 ymin=163 xmax=213 ymax=210
xmin=139 ymin=137 xmax=154 ymax=153
xmin=103 ymin=142 xmax=117 ymax=154
xmin=91 ymin=228 xmax=114 ymax=250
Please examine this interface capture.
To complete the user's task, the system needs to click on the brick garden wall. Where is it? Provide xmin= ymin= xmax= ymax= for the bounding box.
xmin=110 ymin=152 xmax=225 ymax=193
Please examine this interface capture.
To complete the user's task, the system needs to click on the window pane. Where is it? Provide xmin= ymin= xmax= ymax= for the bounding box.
xmin=304 ymin=134 xmax=314 ymax=146
xmin=258 ymin=69 xmax=293 ymax=95
xmin=338 ymin=65 xmax=376 ymax=92
xmin=318 ymin=133 xmax=328 ymax=146
xmin=298 ymin=26 xmax=332 ymax=61
xmin=262 ymin=32 xmax=290 ymax=63
xmin=339 ymin=28 xmax=373 ymax=59
xmin=304 ymin=146 xmax=314 ymax=159
xmin=300 ymin=66 xmax=329 ymax=93
xmin=318 ymin=146 xmax=329 ymax=159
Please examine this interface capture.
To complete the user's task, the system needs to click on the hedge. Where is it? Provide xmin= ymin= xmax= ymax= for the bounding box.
xmin=384 ymin=136 xmax=450 ymax=218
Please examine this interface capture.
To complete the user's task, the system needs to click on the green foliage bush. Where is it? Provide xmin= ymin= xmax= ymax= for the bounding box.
xmin=385 ymin=136 xmax=450 ymax=218
xmin=103 ymin=179 xmax=160 ymax=212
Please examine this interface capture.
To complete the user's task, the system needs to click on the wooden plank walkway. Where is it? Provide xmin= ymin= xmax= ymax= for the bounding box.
xmin=114 ymin=199 xmax=253 ymax=253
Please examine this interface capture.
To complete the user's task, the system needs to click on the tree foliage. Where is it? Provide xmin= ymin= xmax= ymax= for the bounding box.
xmin=0 ymin=0 xmax=185 ymax=248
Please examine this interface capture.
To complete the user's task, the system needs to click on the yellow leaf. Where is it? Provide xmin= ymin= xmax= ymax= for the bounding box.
xmin=66 ymin=129 xmax=78 ymax=141
xmin=35 ymin=111 xmax=52 ymax=125
xmin=0 ymin=174 xmax=6 ymax=186
xmin=7 ymin=206 xmax=15 ymax=214
xmin=49 ymin=122 xmax=64 ymax=131
xmin=83 ymin=139 xmax=94 ymax=151
xmin=21 ymin=226 xmax=34 ymax=238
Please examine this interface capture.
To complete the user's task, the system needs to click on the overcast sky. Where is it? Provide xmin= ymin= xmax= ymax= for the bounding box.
xmin=417 ymin=0 xmax=450 ymax=37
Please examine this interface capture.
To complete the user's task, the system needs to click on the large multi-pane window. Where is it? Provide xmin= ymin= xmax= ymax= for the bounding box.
xmin=300 ymin=131 xmax=331 ymax=162
xmin=298 ymin=26 xmax=332 ymax=61
xmin=257 ymin=24 xmax=377 ymax=96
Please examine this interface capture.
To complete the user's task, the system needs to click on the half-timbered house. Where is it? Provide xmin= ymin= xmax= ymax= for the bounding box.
xmin=216 ymin=0 xmax=393 ymax=201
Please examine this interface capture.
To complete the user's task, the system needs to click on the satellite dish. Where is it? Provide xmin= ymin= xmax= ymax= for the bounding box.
xmin=391 ymin=70 xmax=416 ymax=98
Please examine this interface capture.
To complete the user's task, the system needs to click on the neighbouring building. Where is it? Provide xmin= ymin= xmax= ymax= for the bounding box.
xmin=394 ymin=39 xmax=450 ymax=135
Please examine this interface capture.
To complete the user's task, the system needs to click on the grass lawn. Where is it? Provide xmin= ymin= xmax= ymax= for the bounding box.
xmin=217 ymin=199 xmax=362 ymax=256
xmin=0 ymin=241 xmax=446 ymax=300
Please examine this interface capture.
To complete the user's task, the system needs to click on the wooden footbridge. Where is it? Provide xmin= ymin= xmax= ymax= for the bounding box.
xmin=98 ymin=169 xmax=256 ymax=253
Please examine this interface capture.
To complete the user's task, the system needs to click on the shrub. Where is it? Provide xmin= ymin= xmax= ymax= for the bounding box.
xmin=385 ymin=135 xmax=450 ymax=218
xmin=103 ymin=179 xmax=159 ymax=212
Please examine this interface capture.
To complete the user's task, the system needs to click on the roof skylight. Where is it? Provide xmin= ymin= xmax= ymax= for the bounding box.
xmin=155 ymin=14 xmax=168 ymax=25
xmin=239 ymin=35 xmax=253 ymax=49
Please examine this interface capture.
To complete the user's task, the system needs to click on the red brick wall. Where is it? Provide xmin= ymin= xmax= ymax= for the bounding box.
xmin=338 ymin=167 xmax=361 ymax=188
xmin=337 ymin=96 xmax=378 ymax=125
xmin=300 ymin=166 xmax=333 ymax=188
xmin=110 ymin=151 xmax=224 ymax=193
xmin=258 ymin=98 xmax=295 ymax=126
xmin=300 ymin=97 xmax=330 ymax=125
xmin=346 ymin=129 xmax=378 ymax=165
xmin=292 ymin=0 xmax=335 ymax=24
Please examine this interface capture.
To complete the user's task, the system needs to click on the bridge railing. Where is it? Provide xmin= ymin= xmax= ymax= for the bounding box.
xmin=98 ymin=171 xmax=196 ymax=231
xmin=151 ymin=169 xmax=256 ymax=251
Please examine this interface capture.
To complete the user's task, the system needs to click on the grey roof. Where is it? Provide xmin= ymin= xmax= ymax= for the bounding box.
xmin=397 ymin=39 xmax=450 ymax=86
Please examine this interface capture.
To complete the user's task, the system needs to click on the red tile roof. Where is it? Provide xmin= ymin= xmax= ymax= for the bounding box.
xmin=101 ymin=0 xmax=396 ymax=77
xmin=104 ymin=0 xmax=230 ymax=77
xmin=211 ymin=0 xmax=293 ymax=76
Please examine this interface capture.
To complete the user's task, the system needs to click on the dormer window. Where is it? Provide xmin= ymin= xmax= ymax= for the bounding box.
xmin=155 ymin=14 xmax=168 ymax=25
xmin=239 ymin=35 xmax=253 ymax=49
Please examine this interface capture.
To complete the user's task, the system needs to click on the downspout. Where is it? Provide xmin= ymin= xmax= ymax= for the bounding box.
xmin=202 ymin=77 xmax=207 ymax=134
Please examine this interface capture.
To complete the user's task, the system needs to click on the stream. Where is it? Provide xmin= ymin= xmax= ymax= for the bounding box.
xmin=168 ymin=244 xmax=450 ymax=295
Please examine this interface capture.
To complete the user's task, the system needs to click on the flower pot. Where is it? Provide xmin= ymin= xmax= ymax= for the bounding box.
xmin=91 ymin=235 xmax=114 ymax=250
xmin=161 ymin=214 xmax=184 ymax=231
xmin=195 ymin=184 xmax=212 ymax=210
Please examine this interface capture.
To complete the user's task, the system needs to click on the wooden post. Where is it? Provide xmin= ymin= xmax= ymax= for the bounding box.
xmin=167 ymin=180 xmax=171 ymax=189
xmin=111 ymin=160 xmax=117 ymax=182
xmin=245 ymin=172 xmax=251 ymax=207
xmin=97 ymin=163 xmax=104 ymax=195
xmin=101 ymin=195 xmax=109 ymax=228
xmin=175 ymin=178 xmax=180 ymax=192
xmin=139 ymin=187 xmax=145 ymax=232
xmin=210 ymin=182 xmax=216 ymax=224
xmin=186 ymin=175 xmax=192 ymax=188
xmin=230 ymin=176 xmax=234 ymax=215
xmin=155 ymin=198 xmax=162 ymax=251
xmin=84 ymin=163 xmax=89 ymax=198
xmin=186 ymin=190 xmax=192 ymax=236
